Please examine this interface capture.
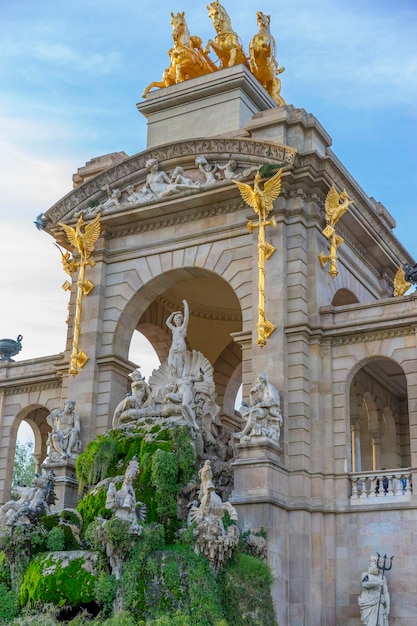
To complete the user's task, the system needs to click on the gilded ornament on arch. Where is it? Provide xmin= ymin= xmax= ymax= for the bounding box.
xmin=58 ymin=212 xmax=102 ymax=376
xmin=233 ymin=168 xmax=283 ymax=347
xmin=318 ymin=184 xmax=354 ymax=279
xmin=393 ymin=265 xmax=412 ymax=297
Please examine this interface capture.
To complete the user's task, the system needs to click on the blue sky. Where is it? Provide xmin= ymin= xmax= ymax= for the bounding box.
xmin=1 ymin=0 xmax=416 ymax=364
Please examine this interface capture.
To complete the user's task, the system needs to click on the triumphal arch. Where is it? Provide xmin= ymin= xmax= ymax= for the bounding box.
xmin=1 ymin=6 xmax=417 ymax=625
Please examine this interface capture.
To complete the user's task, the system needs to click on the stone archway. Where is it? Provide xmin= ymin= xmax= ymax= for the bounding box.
xmin=111 ymin=268 xmax=243 ymax=420
xmin=113 ymin=268 xmax=243 ymax=361
xmin=349 ymin=358 xmax=410 ymax=471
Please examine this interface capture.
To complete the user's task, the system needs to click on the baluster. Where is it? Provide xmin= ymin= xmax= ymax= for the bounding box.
xmin=387 ymin=475 xmax=394 ymax=496
xmin=360 ymin=476 xmax=369 ymax=498
xmin=405 ymin=475 xmax=412 ymax=495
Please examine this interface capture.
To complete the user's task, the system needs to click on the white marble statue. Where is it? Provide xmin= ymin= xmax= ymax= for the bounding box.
xmin=235 ymin=372 xmax=282 ymax=443
xmin=195 ymin=155 xmax=218 ymax=185
xmin=170 ymin=166 xmax=200 ymax=190
xmin=0 ymin=471 xmax=55 ymax=528
xmin=125 ymin=184 xmax=146 ymax=203
xmin=165 ymin=369 xmax=204 ymax=431
xmin=187 ymin=459 xmax=239 ymax=570
xmin=104 ymin=457 xmax=145 ymax=579
xmin=100 ymin=184 xmax=121 ymax=209
xmin=105 ymin=457 xmax=145 ymax=532
xmin=112 ymin=369 xmax=154 ymax=429
xmin=166 ymin=299 xmax=189 ymax=378
xmin=143 ymin=158 xmax=173 ymax=197
xmin=359 ymin=555 xmax=390 ymax=626
xmin=45 ymin=399 xmax=82 ymax=463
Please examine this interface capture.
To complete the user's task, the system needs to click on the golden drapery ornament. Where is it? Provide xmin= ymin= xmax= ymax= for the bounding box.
xmin=59 ymin=212 xmax=101 ymax=376
xmin=233 ymin=169 xmax=282 ymax=347
xmin=318 ymin=184 xmax=354 ymax=278
xmin=393 ymin=265 xmax=412 ymax=297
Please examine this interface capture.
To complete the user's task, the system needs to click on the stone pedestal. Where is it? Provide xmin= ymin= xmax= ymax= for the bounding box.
xmin=137 ymin=64 xmax=277 ymax=148
xmin=231 ymin=437 xmax=285 ymax=507
xmin=42 ymin=461 xmax=79 ymax=511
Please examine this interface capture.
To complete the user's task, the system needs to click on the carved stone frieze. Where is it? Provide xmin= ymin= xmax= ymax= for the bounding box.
xmin=44 ymin=138 xmax=296 ymax=227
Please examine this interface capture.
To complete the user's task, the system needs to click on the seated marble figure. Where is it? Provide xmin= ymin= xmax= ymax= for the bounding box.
xmin=235 ymin=372 xmax=282 ymax=442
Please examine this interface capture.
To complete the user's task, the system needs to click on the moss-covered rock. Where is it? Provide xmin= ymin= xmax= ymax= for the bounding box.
xmin=218 ymin=552 xmax=277 ymax=625
xmin=19 ymin=550 xmax=100 ymax=609
xmin=76 ymin=425 xmax=197 ymax=536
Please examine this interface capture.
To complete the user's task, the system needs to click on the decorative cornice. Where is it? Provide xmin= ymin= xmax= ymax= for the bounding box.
xmin=107 ymin=199 xmax=245 ymax=240
xmin=330 ymin=326 xmax=415 ymax=346
xmin=157 ymin=295 xmax=242 ymax=323
xmin=2 ymin=379 xmax=62 ymax=395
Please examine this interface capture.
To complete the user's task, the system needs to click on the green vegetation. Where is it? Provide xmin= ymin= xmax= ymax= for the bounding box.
xmin=0 ymin=424 xmax=277 ymax=625
xmin=12 ymin=441 xmax=36 ymax=489
xmin=19 ymin=554 xmax=96 ymax=608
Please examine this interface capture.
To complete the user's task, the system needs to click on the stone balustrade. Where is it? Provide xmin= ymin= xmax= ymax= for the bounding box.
xmin=349 ymin=469 xmax=412 ymax=505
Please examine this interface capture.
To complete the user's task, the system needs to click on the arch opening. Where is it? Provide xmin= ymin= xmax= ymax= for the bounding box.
xmin=349 ymin=358 xmax=410 ymax=472
xmin=120 ymin=269 xmax=243 ymax=419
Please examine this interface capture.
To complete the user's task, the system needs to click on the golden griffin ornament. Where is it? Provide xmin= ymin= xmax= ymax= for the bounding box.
xmin=59 ymin=212 xmax=101 ymax=376
xmin=318 ymin=184 xmax=354 ymax=278
xmin=233 ymin=168 xmax=282 ymax=347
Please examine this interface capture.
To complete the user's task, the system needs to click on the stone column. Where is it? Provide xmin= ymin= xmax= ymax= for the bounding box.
xmin=350 ymin=417 xmax=363 ymax=472
xmin=370 ymin=431 xmax=382 ymax=470
xmin=33 ymin=453 xmax=42 ymax=476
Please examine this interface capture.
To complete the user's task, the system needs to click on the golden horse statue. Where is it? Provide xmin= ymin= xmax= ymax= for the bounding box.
xmin=249 ymin=12 xmax=286 ymax=106
xmin=142 ymin=12 xmax=217 ymax=97
xmin=205 ymin=1 xmax=249 ymax=69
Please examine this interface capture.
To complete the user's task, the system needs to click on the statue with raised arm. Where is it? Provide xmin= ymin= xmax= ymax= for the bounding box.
xmin=359 ymin=555 xmax=390 ymax=625
xmin=235 ymin=373 xmax=282 ymax=442
xmin=166 ymin=300 xmax=189 ymax=378
xmin=45 ymin=399 xmax=82 ymax=463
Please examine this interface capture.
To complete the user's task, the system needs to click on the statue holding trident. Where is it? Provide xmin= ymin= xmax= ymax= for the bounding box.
xmin=233 ymin=169 xmax=283 ymax=347
xmin=166 ymin=299 xmax=189 ymax=377
xmin=358 ymin=554 xmax=393 ymax=626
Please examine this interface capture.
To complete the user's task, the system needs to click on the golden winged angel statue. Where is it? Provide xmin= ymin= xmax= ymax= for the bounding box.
xmin=58 ymin=212 xmax=101 ymax=376
xmin=233 ymin=168 xmax=283 ymax=347
xmin=324 ymin=184 xmax=354 ymax=230
xmin=59 ymin=212 xmax=101 ymax=265
xmin=233 ymin=168 xmax=282 ymax=222
xmin=393 ymin=265 xmax=412 ymax=297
